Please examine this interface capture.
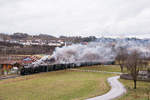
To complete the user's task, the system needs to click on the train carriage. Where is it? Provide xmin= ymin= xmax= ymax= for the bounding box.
xmin=20 ymin=61 xmax=114 ymax=75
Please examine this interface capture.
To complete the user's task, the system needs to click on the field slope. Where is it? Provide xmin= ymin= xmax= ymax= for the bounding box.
xmin=0 ymin=70 xmax=114 ymax=100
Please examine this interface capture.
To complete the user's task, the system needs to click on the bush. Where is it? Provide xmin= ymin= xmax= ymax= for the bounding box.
xmin=147 ymin=68 xmax=150 ymax=73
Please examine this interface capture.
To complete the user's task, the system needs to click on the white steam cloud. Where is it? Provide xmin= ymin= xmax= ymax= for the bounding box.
xmin=32 ymin=38 xmax=150 ymax=67
xmin=52 ymin=43 xmax=115 ymax=64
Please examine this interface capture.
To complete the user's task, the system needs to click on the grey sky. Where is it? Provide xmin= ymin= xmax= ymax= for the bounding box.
xmin=0 ymin=0 xmax=150 ymax=38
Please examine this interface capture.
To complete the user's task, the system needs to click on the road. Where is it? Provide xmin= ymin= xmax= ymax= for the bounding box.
xmin=0 ymin=75 xmax=20 ymax=80
xmin=86 ymin=76 xmax=126 ymax=100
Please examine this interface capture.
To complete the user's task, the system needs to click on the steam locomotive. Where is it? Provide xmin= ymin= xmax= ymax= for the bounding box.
xmin=20 ymin=61 xmax=115 ymax=75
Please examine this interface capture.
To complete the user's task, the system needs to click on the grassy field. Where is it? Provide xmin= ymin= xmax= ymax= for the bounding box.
xmin=1 ymin=65 xmax=149 ymax=100
xmin=0 ymin=70 xmax=114 ymax=100
xmin=78 ymin=65 xmax=150 ymax=100
xmin=118 ymin=79 xmax=150 ymax=100
xmin=78 ymin=65 xmax=128 ymax=73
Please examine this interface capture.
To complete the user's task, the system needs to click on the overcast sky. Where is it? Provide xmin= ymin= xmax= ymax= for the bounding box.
xmin=0 ymin=0 xmax=150 ymax=38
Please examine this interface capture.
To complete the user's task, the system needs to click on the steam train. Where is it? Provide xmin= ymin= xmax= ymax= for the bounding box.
xmin=20 ymin=61 xmax=115 ymax=75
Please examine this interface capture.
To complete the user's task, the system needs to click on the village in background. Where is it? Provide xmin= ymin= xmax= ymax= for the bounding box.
xmin=0 ymin=33 xmax=96 ymax=76
xmin=1 ymin=32 xmax=150 ymax=77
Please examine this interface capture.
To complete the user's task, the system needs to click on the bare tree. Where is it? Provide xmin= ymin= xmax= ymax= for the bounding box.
xmin=125 ymin=50 xmax=146 ymax=89
xmin=116 ymin=47 xmax=128 ymax=72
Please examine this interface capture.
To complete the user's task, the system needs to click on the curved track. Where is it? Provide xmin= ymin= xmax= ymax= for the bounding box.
xmin=86 ymin=76 xmax=126 ymax=100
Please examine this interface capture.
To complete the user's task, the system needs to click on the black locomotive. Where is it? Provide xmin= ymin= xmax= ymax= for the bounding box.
xmin=20 ymin=61 xmax=115 ymax=75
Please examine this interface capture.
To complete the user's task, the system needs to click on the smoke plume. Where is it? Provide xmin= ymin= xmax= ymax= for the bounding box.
xmin=33 ymin=38 xmax=150 ymax=67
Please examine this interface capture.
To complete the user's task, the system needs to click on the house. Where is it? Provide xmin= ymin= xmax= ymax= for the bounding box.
xmin=0 ymin=60 xmax=21 ymax=75
xmin=22 ymin=56 xmax=41 ymax=66
xmin=0 ymin=55 xmax=41 ymax=75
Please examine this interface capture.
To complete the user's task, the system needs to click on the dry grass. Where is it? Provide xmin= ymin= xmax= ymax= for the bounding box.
xmin=118 ymin=79 xmax=150 ymax=100
xmin=78 ymin=65 xmax=128 ymax=73
xmin=0 ymin=70 xmax=114 ymax=100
